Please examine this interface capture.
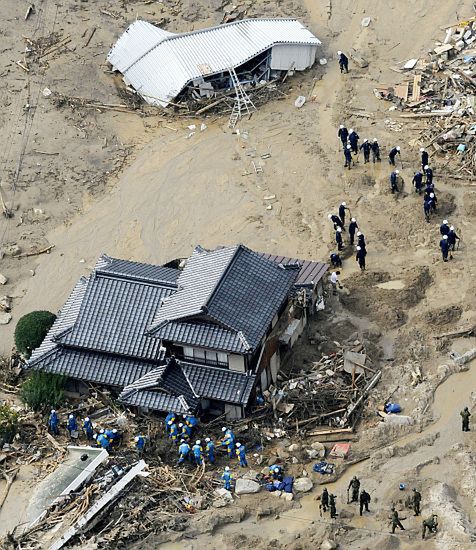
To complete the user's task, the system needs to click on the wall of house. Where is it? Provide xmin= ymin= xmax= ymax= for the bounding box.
xmin=225 ymin=403 xmax=244 ymax=420
xmin=228 ymin=354 xmax=245 ymax=373
xmin=270 ymin=44 xmax=317 ymax=71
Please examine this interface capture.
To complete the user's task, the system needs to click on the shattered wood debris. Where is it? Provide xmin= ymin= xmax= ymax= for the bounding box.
xmin=375 ymin=17 xmax=476 ymax=174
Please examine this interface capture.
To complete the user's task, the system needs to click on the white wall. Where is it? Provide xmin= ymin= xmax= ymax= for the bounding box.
xmin=229 ymin=354 xmax=245 ymax=373
xmin=270 ymin=44 xmax=317 ymax=71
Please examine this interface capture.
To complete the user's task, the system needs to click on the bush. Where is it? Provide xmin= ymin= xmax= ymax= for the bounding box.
xmin=0 ymin=403 xmax=19 ymax=443
xmin=21 ymin=371 xmax=66 ymax=412
xmin=14 ymin=310 xmax=56 ymax=358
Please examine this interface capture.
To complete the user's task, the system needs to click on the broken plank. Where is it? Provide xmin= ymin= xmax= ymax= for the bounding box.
xmin=18 ymin=244 xmax=55 ymax=258
xmin=307 ymin=427 xmax=353 ymax=437
xmin=84 ymin=28 xmax=97 ymax=48
xmin=394 ymin=82 xmax=409 ymax=101
xmin=411 ymin=74 xmax=421 ymax=101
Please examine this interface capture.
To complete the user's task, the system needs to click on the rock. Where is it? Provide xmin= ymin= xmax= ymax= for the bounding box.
xmin=2 ymin=244 xmax=21 ymax=257
xmin=0 ymin=274 xmax=7 ymax=285
xmin=235 ymin=478 xmax=261 ymax=495
xmin=214 ymin=488 xmax=233 ymax=501
xmin=242 ymin=469 xmax=259 ymax=480
xmin=294 ymin=477 xmax=313 ymax=493
xmin=0 ymin=296 xmax=12 ymax=311
xmin=277 ymin=448 xmax=290 ymax=459
xmin=310 ymin=441 xmax=326 ymax=458
xmin=321 ymin=539 xmax=337 ymax=550
xmin=292 ymin=456 xmax=299 ymax=464
xmin=0 ymin=312 xmax=12 ymax=325
xmin=306 ymin=449 xmax=319 ymax=459
xmin=338 ymin=509 xmax=354 ymax=519
xmin=271 ymin=490 xmax=282 ymax=497
xmin=281 ymin=492 xmax=294 ymax=501
xmin=288 ymin=443 xmax=301 ymax=452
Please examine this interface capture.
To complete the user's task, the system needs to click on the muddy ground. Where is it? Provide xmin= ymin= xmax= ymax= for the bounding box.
xmin=1 ymin=0 xmax=476 ymax=548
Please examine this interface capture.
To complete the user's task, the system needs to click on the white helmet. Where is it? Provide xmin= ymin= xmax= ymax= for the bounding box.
xmin=357 ymin=246 xmax=361 ymax=250
xmin=424 ymin=165 xmax=429 ymax=170
xmin=168 ymin=420 xmax=173 ymax=425
xmin=183 ymin=414 xmax=187 ymax=418
xmin=351 ymin=217 xmax=356 ymax=222
xmin=349 ymin=128 xmax=354 ymax=133
xmin=346 ymin=144 xmax=351 ymax=149
xmin=69 ymin=414 xmax=74 ymax=419
xmin=420 ymin=148 xmax=425 ymax=152
xmin=450 ymin=226 xmax=454 ymax=231
xmin=85 ymin=417 xmax=90 ymax=422
xmin=430 ymin=193 xmax=435 ymax=198
xmin=443 ymin=220 xmax=448 ymax=224
xmin=180 ymin=439 xmax=184 ymax=443
xmin=179 ymin=423 xmax=183 ymax=427
xmin=222 ymin=427 xmax=227 ymax=432
xmin=357 ymin=231 xmax=362 ymax=236
xmin=364 ymin=138 xmax=368 ymax=142
xmin=443 ymin=235 xmax=448 ymax=240
xmin=196 ymin=440 xmax=201 ymax=445
xmin=274 ymin=467 xmax=280 ymax=473
xmin=396 ymin=146 xmax=401 ymax=151
xmin=328 ymin=214 xmax=332 ymax=219
xmin=337 ymin=50 xmax=342 ymax=55
xmin=93 ymin=434 xmax=97 ymax=439
xmin=336 ymin=227 xmax=342 ymax=232
xmin=342 ymin=201 xmax=346 ymax=206
xmin=225 ymin=466 xmax=230 ymax=471
xmin=100 ymin=429 xmax=104 ymax=434
xmin=112 ymin=429 xmax=117 ymax=433
xmin=373 ymin=138 xmax=378 ymax=142
xmin=236 ymin=442 xmax=241 ymax=448
xmin=395 ymin=170 xmax=399 ymax=174
xmin=340 ymin=124 xmax=344 ymax=129
xmin=205 ymin=437 xmax=210 ymax=442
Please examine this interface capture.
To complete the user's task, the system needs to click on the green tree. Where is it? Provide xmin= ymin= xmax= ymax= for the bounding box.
xmin=21 ymin=371 xmax=66 ymax=412
xmin=14 ymin=310 xmax=56 ymax=358
xmin=0 ymin=403 xmax=19 ymax=443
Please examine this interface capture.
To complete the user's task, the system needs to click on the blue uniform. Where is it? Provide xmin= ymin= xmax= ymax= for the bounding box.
xmin=222 ymin=470 xmax=233 ymax=490
xmin=67 ymin=416 xmax=78 ymax=434
xmin=96 ymin=433 xmax=110 ymax=450
xmin=388 ymin=147 xmax=400 ymax=165
xmin=192 ymin=444 xmax=203 ymax=466
xmin=83 ymin=419 xmax=94 ymax=439
xmin=48 ymin=411 xmax=59 ymax=435
xmin=169 ymin=423 xmax=179 ymax=441
xmin=348 ymin=131 xmax=359 ymax=154
xmin=165 ymin=412 xmax=175 ymax=432
xmin=390 ymin=172 xmax=399 ymax=193
xmin=335 ymin=230 xmax=343 ymax=251
xmin=338 ymin=127 xmax=348 ymax=146
xmin=440 ymin=238 xmax=449 ymax=261
xmin=206 ymin=441 xmax=216 ymax=464
xmin=425 ymin=167 xmax=433 ymax=185
xmin=344 ymin=148 xmax=352 ymax=168
xmin=270 ymin=465 xmax=283 ymax=480
xmin=186 ymin=415 xmax=199 ymax=429
xmin=237 ymin=445 xmax=248 ymax=468
xmin=135 ymin=435 xmax=146 ymax=452
xmin=413 ymin=172 xmax=423 ymax=193
xmin=178 ymin=442 xmax=190 ymax=464
xmin=349 ymin=221 xmax=358 ymax=245
xmin=222 ymin=432 xmax=236 ymax=458
xmin=440 ymin=223 xmax=450 ymax=236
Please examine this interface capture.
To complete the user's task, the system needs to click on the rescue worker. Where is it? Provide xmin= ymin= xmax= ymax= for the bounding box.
xmin=335 ymin=227 xmax=343 ymax=251
xmin=321 ymin=487 xmax=329 ymax=513
xmin=356 ymin=246 xmax=366 ymax=271
xmin=236 ymin=442 xmax=248 ymax=467
xmin=390 ymin=507 xmax=406 ymax=533
xmin=348 ymin=476 xmax=360 ymax=503
xmin=328 ymin=213 xmax=344 ymax=229
xmin=135 ymin=433 xmax=146 ymax=456
xmin=83 ymin=417 xmax=94 ymax=440
xmin=412 ymin=170 xmax=424 ymax=194
xmin=205 ymin=437 xmax=215 ymax=464
xmin=330 ymin=271 xmax=342 ymax=295
xmin=460 ymin=406 xmax=471 ymax=432
xmin=420 ymin=148 xmax=429 ymax=170
xmin=440 ymin=234 xmax=450 ymax=262
xmin=165 ymin=411 xmax=175 ymax=433
xmin=339 ymin=201 xmax=350 ymax=226
xmin=348 ymin=129 xmax=359 ymax=154
xmin=448 ymin=226 xmax=459 ymax=251
xmin=371 ymin=138 xmax=381 ymax=162
xmin=423 ymin=197 xmax=432 ymax=223
xmin=222 ymin=466 xmax=233 ymax=490
xmin=109 ymin=428 xmax=121 ymax=448
xmin=330 ymin=252 xmax=343 ymax=268
xmin=48 ymin=409 xmax=59 ymax=435
xmin=359 ymin=490 xmax=371 ymax=516
xmin=329 ymin=493 xmax=337 ymax=518
xmin=349 ymin=218 xmax=358 ymax=245
xmin=440 ymin=219 xmax=450 ymax=236
xmin=390 ymin=170 xmax=399 ymax=193
xmin=168 ymin=420 xmax=179 ymax=442
xmin=180 ymin=422 xmax=192 ymax=441
xmin=178 ymin=439 xmax=191 ymax=464
xmin=428 ymin=192 xmax=437 ymax=214
xmin=96 ymin=432 xmax=110 ymax=450
xmin=424 ymin=165 xmax=433 ymax=185
xmin=270 ymin=464 xmax=284 ymax=481
xmin=66 ymin=414 xmax=78 ymax=438
xmin=357 ymin=231 xmax=366 ymax=252
xmin=388 ymin=146 xmax=401 ymax=166
xmin=221 ymin=427 xmax=236 ymax=458
xmin=338 ymin=125 xmax=349 ymax=147
xmin=412 ymin=488 xmax=422 ymax=516
xmin=184 ymin=414 xmax=199 ymax=431
xmin=360 ymin=138 xmax=371 ymax=163
xmin=192 ymin=440 xmax=203 ymax=466
xmin=422 ymin=514 xmax=438 ymax=539
xmin=344 ymin=144 xmax=353 ymax=169
xmin=338 ymin=50 xmax=349 ymax=73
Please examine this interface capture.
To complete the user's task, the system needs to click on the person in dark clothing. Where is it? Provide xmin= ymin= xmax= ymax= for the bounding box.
xmin=338 ymin=202 xmax=350 ymax=226
xmin=460 ymin=407 xmax=471 ymax=432
xmin=423 ymin=198 xmax=431 ymax=223
xmin=348 ymin=476 xmax=361 ymax=503
xmin=344 ymin=144 xmax=353 ymax=169
xmin=440 ymin=235 xmax=449 ymax=261
xmin=412 ymin=171 xmax=423 ymax=194
xmin=356 ymin=246 xmax=366 ymax=270
xmin=422 ymin=515 xmax=438 ymax=539
xmin=440 ymin=220 xmax=450 ymax=236
xmin=335 ymin=227 xmax=343 ymax=251
xmin=321 ymin=488 xmax=329 ymax=513
xmin=371 ymin=138 xmax=381 ymax=162
xmin=338 ymin=125 xmax=349 ymax=147
xmin=390 ymin=170 xmax=399 ymax=193
xmin=448 ymin=226 xmax=459 ymax=251
xmin=424 ymin=165 xmax=433 ymax=185
xmin=357 ymin=231 xmax=366 ymax=251
xmin=338 ymin=51 xmax=349 ymax=73
xmin=388 ymin=146 xmax=401 ymax=166
xmin=329 ymin=494 xmax=337 ymax=518
xmin=330 ymin=252 xmax=342 ymax=268
xmin=348 ymin=129 xmax=359 ymax=154
xmin=420 ymin=148 xmax=429 ymax=170
xmin=359 ymin=490 xmax=371 ymax=516
xmin=390 ymin=507 xmax=406 ymax=534
xmin=428 ymin=192 xmax=437 ymax=213
xmin=349 ymin=218 xmax=358 ymax=245
xmin=412 ymin=488 xmax=422 ymax=516
xmin=328 ymin=213 xmax=343 ymax=229
xmin=360 ymin=139 xmax=371 ymax=163
xmin=424 ymin=181 xmax=435 ymax=196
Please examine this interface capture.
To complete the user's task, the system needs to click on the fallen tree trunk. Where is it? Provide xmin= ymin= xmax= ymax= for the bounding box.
xmin=0 ymin=469 xmax=19 ymax=510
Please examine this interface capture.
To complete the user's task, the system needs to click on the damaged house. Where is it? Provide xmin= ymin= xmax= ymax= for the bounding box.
xmin=28 ymin=245 xmax=327 ymax=419
xmin=107 ymin=18 xmax=321 ymax=107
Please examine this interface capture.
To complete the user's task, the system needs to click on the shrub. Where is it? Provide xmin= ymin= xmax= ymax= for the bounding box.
xmin=14 ymin=310 xmax=56 ymax=358
xmin=0 ymin=403 xmax=19 ymax=443
xmin=21 ymin=371 xmax=66 ymax=412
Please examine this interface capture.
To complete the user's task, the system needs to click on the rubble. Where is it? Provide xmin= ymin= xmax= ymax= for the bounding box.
xmin=235 ymin=478 xmax=261 ymax=495
xmin=293 ymin=477 xmax=313 ymax=492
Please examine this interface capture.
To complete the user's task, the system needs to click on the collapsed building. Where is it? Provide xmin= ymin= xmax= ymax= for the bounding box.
xmin=107 ymin=18 xmax=321 ymax=107
xmin=28 ymin=245 xmax=327 ymax=419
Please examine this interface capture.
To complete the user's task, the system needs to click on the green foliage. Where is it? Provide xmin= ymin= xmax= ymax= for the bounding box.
xmin=0 ymin=403 xmax=19 ymax=443
xmin=14 ymin=310 xmax=56 ymax=358
xmin=20 ymin=371 xmax=66 ymax=412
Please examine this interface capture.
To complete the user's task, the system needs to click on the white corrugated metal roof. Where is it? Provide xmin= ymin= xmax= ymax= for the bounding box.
xmin=107 ymin=18 xmax=321 ymax=107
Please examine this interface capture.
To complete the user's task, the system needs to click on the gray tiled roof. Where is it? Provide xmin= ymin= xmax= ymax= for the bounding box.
xmin=149 ymin=245 xmax=299 ymax=352
xmin=258 ymin=252 xmax=328 ymax=287
xmin=120 ymin=390 xmax=195 ymax=414
xmin=98 ymin=255 xmax=180 ymax=285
